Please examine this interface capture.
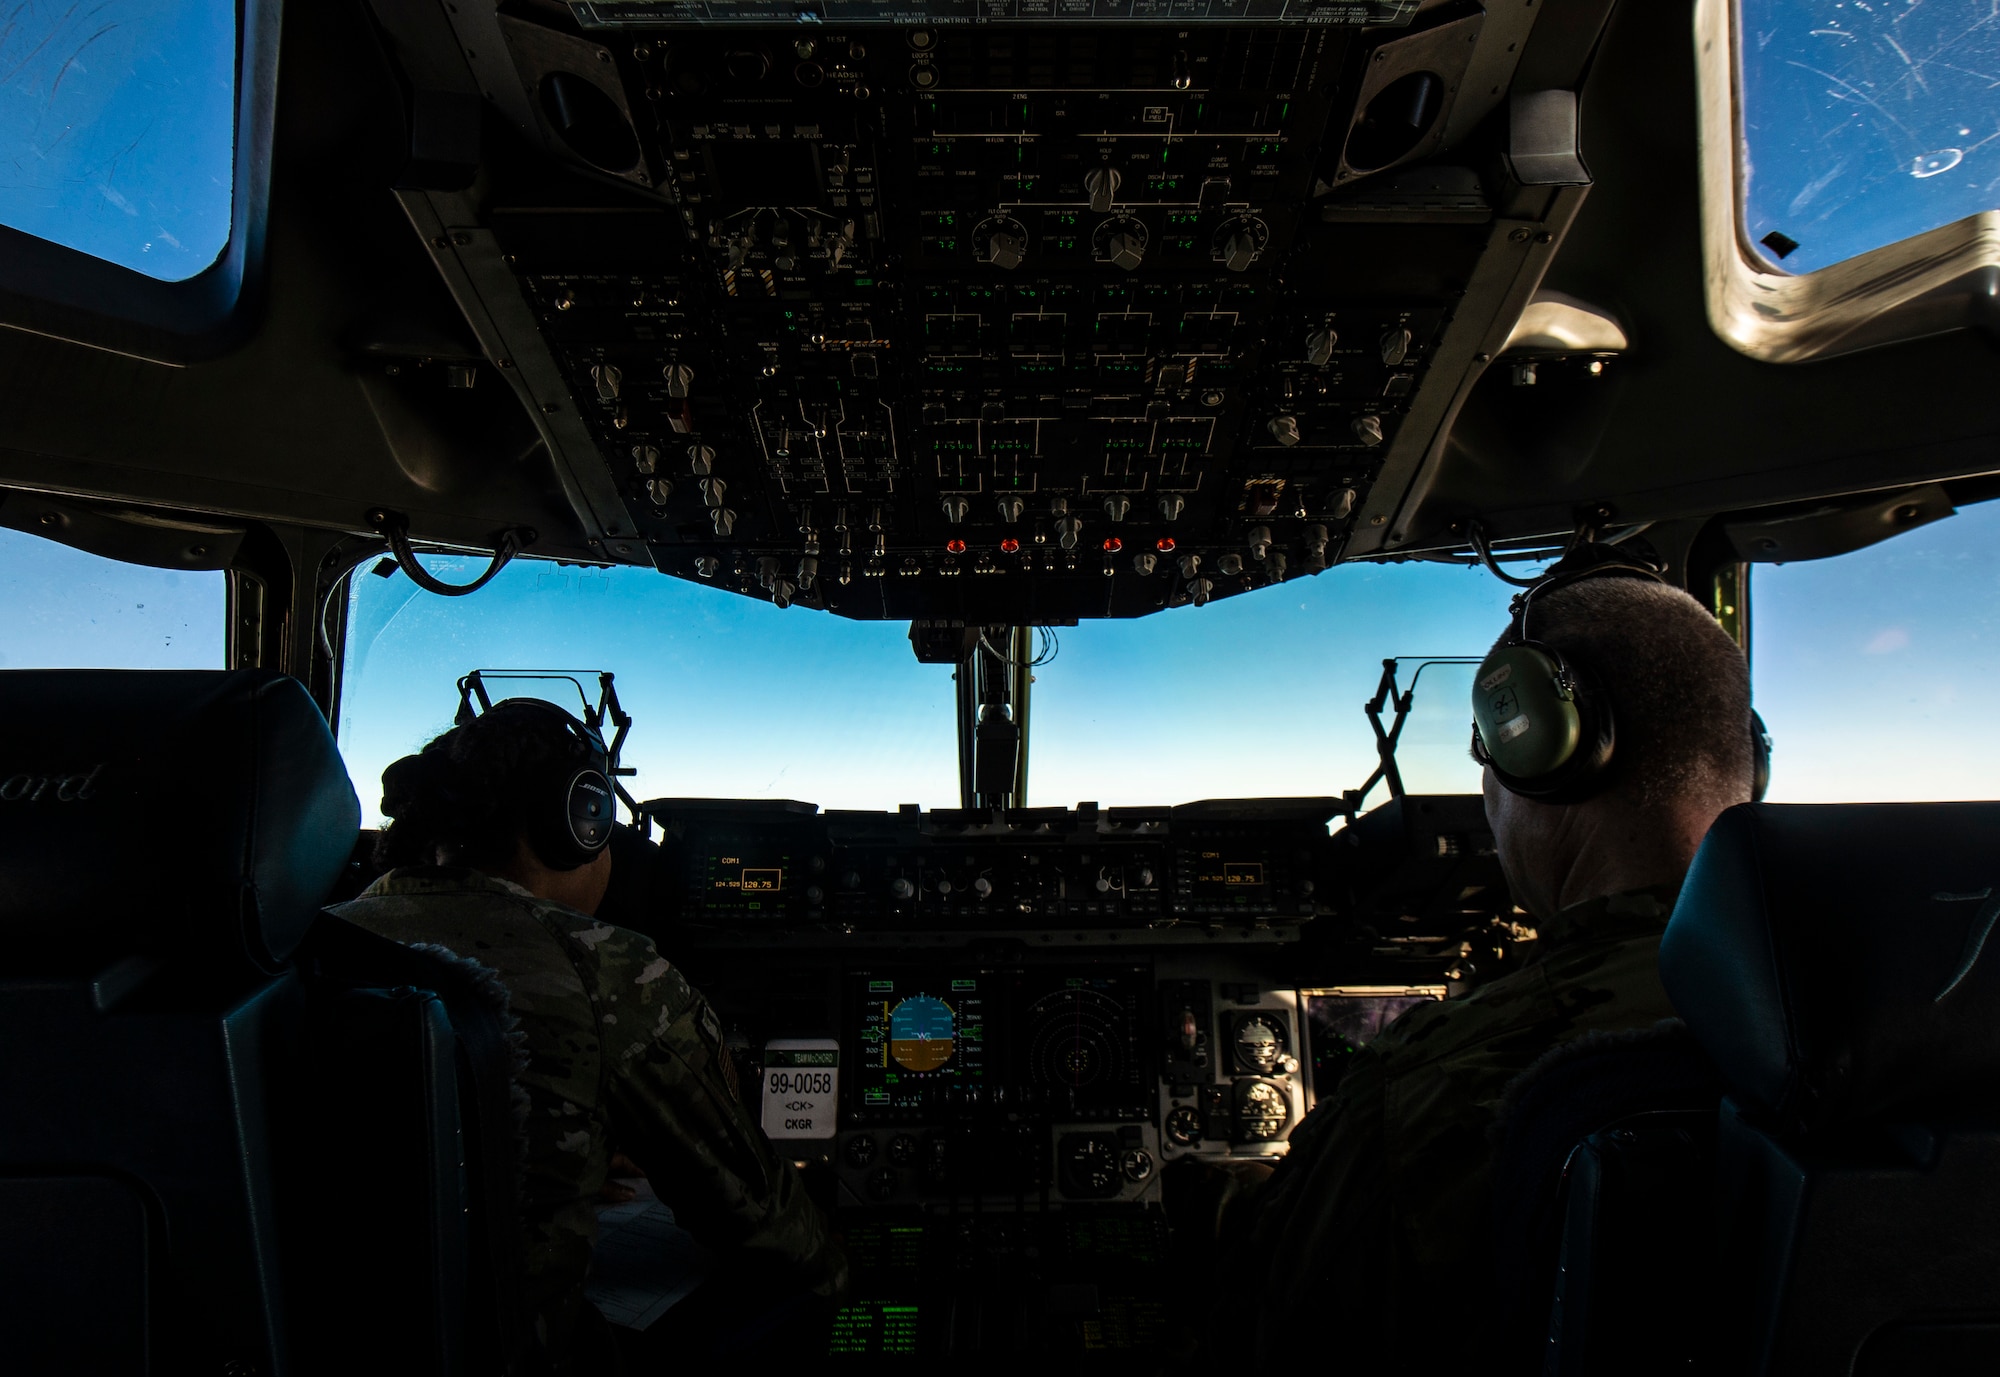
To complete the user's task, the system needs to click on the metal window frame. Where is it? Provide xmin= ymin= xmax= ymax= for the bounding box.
xmin=0 ymin=0 xmax=282 ymax=365
xmin=1696 ymin=0 xmax=2000 ymax=365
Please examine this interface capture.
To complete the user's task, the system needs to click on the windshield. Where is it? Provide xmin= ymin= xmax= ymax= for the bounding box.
xmin=1753 ymin=496 xmax=2000 ymax=801
xmin=0 ymin=526 xmax=224 ymax=669
xmin=338 ymin=554 xmax=1525 ymax=822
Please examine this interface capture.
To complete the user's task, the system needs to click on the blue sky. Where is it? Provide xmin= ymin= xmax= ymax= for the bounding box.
xmin=0 ymin=0 xmax=236 ymax=282
xmin=1738 ymin=0 xmax=2000 ymax=273
xmin=8 ymin=500 xmax=2000 ymax=816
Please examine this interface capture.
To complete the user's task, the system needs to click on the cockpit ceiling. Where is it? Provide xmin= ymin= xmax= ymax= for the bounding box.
xmin=0 ymin=0 xmax=1995 ymax=621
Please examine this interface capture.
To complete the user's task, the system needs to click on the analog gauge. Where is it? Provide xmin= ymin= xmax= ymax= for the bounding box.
xmin=1120 ymin=1148 xmax=1155 ymax=1182
xmin=888 ymin=1133 xmax=919 ymax=1167
xmin=1165 ymin=1104 xmax=1203 ymax=1147
xmin=1061 ymin=1135 xmax=1120 ymax=1197
xmin=1233 ymin=1013 xmax=1287 ymax=1075
xmin=1237 ymin=1080 xmax=1288 ymax=1141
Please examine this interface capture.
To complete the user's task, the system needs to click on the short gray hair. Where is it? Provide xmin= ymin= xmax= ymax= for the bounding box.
xmin=1496 ymin=577 xmax=1753 ymax=808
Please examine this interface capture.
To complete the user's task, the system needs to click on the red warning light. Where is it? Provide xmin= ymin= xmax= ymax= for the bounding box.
xmin=999 ymin=537 xmax=1021 ymax=554
xmin=1102 ymin=537 xmax=1124 ymax=553
xmin=1156 ymin=537 xmax=1177 ymax=552
xmin=946 ymin=538 xmax=967 ymax=554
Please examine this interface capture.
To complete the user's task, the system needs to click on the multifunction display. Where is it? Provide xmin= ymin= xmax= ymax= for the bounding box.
xmin=848 ymin=966 xmax=1149 ymax=1122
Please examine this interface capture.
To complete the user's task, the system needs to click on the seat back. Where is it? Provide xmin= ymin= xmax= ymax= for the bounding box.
xmin=1663 ymin=802 xmax=2000 ymax=1375
xmin=0 ymin=669 xmax=360 ymax=1374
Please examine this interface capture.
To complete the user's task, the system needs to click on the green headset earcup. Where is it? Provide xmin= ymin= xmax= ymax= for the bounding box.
xmin=1472 ymin=644 xmax=1583 ymax=779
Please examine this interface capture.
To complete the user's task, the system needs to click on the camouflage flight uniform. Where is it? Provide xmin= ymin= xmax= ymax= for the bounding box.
xmin=330 ymin=867 xmax=845 ymax=1368
xmin=1220 ymin=886 xmax=1680 ymax=1364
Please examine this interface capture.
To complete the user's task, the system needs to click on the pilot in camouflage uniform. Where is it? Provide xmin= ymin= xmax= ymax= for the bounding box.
xmin=1219 ymin=885 xmax=1679 ymax=1364
xmin=331 ymin=866 xmax=846 ymax=1366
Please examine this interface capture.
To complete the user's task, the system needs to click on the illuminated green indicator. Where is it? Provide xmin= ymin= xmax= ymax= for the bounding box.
xmin=855 ymin=278 xmax=874 ymax=286
xmin=869 ymin=980 xmax=893 ymax=991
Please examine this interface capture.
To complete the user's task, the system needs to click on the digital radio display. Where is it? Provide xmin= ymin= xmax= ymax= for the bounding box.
xmin=1190 ymin=850 xmax=1267 ymax=895
xmin=698 ymin=847 xmax=790 ymax=915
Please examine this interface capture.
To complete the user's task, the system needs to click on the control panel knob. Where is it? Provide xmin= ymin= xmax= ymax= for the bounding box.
xmin=1304 ymin=524 xmax=1330 ymax=568
xmin=1247 ymin=525 xmax=1273 ymax=561
xmin=1132 ymin=552 xmax=1157 ymax=576
xmin=694 ymin=556 xmax=720 ymax=578
xmin=936 ymin=878 xmax=952 ymax=895
xmin=1048 ymin=496 xmax=1069 ymax=518
xmin=631 ymin=444 xmax=660 ymax=474
xmin=1221 ymin=230 xmax=1259 ymax=273
xmin=1095 ymin=874 xmax=1115 ymax=893
xmin=805 ymin=885 xmax=825 ymax=904
xmin=1379 ymin=325 xmax=1412 ymax=367
xmin=1266 ymin=550 xmax=1287 ymax=582
xmin=986 ymin=229 xmax=1025 ymax=269
xmin=757 ymin=556 xmax=781 ymax=591
xmin=1104 ymin=229 xmax=1146 ymax=271
xmin=1084 ymin=167 xmax=1122 ymax=212
xmin=664 ymin=363 xmax=694 ymax=398
xmin=1055 ymin=515 xmax=1083 ymax=550
xmin=1120 ymin=1148 xmax=1155 ymax=1183
xmin=771 ymin=579 xmax=797 ymax=609
xmin=689 ymin=444 xmax=716 ymax=476
xmin=973 ymin=877 xmax=993 ymax=898
xmin=1306 ymin=328 xmax=1337 ymax=366
xmin=699 ymin=477 xmax=728 ymax=509
xmin=590 ymin=363 xmax=623 ymax=402
xmin=890 ymin=877 xmax=916 ymax=900
xmin=1177 ymin=553 xmax=1201 ymax=580
xmin=1216 ymin=553 xmax=1243 ymax=576
xmin=941 ymin=496 xmax=969 ymax=524
xmin=797 ymin=555 xmax=819 ymax=589
xmin=1268 ymin=415 xmax=1302 ymax=447
xmin=1189 ymin=575 xmax=1214 ymax=607
xmin=1102 ymin=495 xmax=1130 ymax=522
xmin=1157 ymin=494 xmax=1185 ymax=522
xmin=710 ymin=507 xmax=737 ymax=536
xmin=1136 ymin=868 xmax=1155 ymax=887
xmin=1352 ymin=414 xmax=1385 ymax=446
xmin=842 ymin=871 xmax=862 ymax=889
xmin=646 ymin=478 xmax=673 ymax=505
xmin=997 ymin=496 xmax=1025 ymax=523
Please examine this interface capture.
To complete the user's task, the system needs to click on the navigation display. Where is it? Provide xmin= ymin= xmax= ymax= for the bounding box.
xmin=853 ymin=973 xmax=991 ymax=1115
xmin=1020 ymin=973 xmax=1146 ymax=1119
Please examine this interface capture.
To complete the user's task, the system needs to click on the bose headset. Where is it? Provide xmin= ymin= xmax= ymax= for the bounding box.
xmin=1469 ymin=548 xmax=1772 ymax=804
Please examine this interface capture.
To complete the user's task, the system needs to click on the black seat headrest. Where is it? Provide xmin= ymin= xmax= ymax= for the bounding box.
xmin=0 ymin=670 xmax=360 ymax=974
xmin=1662 ymin=802 xmax=2000 ymax=1135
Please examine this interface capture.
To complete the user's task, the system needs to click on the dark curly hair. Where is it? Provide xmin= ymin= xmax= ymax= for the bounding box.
xmin=375 ymin=707 xmax=588 ymax=871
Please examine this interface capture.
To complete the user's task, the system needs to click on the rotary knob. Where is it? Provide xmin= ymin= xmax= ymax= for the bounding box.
xmin=1084 ymin=167 xmax=1122 ymax=211
xmin=1221 ymin=230 xmax=1258 ymax=272
xmin=1103 ymin=495 xmax=1130 ymax=522
xmin=1132 ymin=552 xmax=1158 ymax=576
xmin=1157 ymin=494 xmax=1185 ymax=521
xmin=941 ymin=496 xmax=969 ymax=523
xmin=1055 ymin=515 xmax=1083 ymax=550
xmin=890 ymin=877 xmax=916 ymax=900
xmin=1268 ymin=415 xmax=1302 ymax=447
xmin=664 ymin=363 xmax=694 ymax=398
xmin=1305 ymin=328 xmax=1337 ymax=366
xmin=973 ymin=877 xmax=994 ymax=898
xmin=1379 ymin=325 xmax=1412 ymax=366
xmin=1352 ymin=414 xmax=1385 ymax=446
xmin=1104 ymin=229 xmax=1146 ymax=271
xmin=710 ymin=508 xmax=736 ymax=536
xmin=688 ymin=444 xmax=716 ymax=476
xmin=997 ymin=495 xmax=1025 ymax=523
xmin=1189 ymin=576 xmax=1214 ymax=607
xmin=699 ymin=477 xmax=727 ymax=508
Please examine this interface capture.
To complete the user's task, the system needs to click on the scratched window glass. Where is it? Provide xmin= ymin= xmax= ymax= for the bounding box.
xmin=0 ymin=0 xmax=237 ymax=282
xmin=0 ymin=526 xmax=225 ymax=669
xmin=1737 ymin=0 xmax=2000 ymax=274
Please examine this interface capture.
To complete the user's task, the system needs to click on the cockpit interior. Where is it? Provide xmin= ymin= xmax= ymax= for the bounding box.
xmin=5 ymin=0 xmax=2000 ymax=1370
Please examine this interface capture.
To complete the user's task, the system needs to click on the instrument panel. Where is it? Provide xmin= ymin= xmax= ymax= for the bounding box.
xmin=459 ymin=7 xmax=1499 ymax=622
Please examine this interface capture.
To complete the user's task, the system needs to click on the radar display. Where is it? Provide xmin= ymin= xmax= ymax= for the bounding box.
xmin=1023 ymin=974 xmax=1147 ymax=1119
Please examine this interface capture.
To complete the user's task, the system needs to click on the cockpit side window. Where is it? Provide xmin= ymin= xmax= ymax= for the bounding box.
xmin=0 ymin=0 xmax=278 ymax=361
xmin=1738 ymin=0 xmax=2000 ymax=275
xmin=1698 ymin=0 xmax=2000 ymax=362
xmin=0 ymin=527 xmax=224 ymax=669
xmin=1752 ymin=498 xmax=2000 ymax=801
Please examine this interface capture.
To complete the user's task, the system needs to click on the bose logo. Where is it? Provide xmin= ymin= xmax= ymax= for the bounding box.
xmin=0 ymin=764 xmax=106 ymax=803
